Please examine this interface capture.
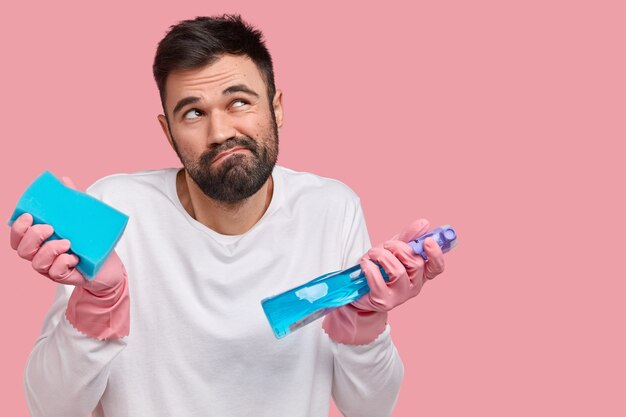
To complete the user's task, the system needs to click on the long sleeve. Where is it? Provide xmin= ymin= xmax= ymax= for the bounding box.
xmin=329 ymin=199 xmax=404 ymax=417
xmin=23 ymin=183 xmax=128 ymax=417
xmin=23 ymin=284 xmax=127 ymax=417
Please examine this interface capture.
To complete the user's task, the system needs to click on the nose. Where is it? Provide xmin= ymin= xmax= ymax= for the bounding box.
xmin=206 ymin=110 xmax=237 ymax=145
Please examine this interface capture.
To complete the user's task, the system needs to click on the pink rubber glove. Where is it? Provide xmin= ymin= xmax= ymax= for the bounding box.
xmin=322 ymin=218 xmax=446 ymax=345
xmin=10 ymin=177 xmax=130 ymax=340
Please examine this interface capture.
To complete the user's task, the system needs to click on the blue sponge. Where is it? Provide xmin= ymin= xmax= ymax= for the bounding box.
xmin=8 ymin=171 xmax=129 ymax=280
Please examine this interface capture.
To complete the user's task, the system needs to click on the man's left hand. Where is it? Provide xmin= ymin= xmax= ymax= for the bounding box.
xmin=353 ymin=218 xmax=445 ymax=313
xmin=322 ymin=218 xmax=446 ymax=345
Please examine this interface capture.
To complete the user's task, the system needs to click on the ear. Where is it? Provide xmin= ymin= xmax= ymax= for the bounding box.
xmin=272 ymin=89 xmax=284 ymax=128
xmin=157 ymin=114 xmax=175 ymax=149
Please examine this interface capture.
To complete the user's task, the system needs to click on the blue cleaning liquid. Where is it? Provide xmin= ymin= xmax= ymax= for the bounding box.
xmin=261 ymin=225 xmax=458 ymax=339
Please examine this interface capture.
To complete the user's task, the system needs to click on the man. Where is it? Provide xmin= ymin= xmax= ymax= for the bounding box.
xmin=11 ymin=15 xmax=445 ymax=417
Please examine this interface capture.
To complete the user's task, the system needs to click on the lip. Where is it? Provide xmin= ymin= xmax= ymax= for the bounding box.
xmin=212 ymin=146 xmax=249 ymax=164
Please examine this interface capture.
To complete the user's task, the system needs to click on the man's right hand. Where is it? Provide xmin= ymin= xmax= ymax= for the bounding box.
xmin=10 ymin=212 xmax=126 ymax=296
xmin=9 ymin=177 xmax=130 ymax=340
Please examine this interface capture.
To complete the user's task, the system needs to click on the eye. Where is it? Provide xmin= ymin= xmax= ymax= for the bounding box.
xmin=183 ymin=109 xmax=203 ymax=120
xmin=230 ymin=99 xmax=249 ymax=109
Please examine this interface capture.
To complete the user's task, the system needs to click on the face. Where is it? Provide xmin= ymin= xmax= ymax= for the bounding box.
xmin=158 ymin=54 xmax=284 ymax=202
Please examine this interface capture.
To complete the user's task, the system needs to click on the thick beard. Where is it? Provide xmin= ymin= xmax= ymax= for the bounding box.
xmin=171 ymin=116 xmax=278 ymax=203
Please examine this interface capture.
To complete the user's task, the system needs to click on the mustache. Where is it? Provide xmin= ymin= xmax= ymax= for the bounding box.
xmin=201 ymin=136 xmax=259 ymax=164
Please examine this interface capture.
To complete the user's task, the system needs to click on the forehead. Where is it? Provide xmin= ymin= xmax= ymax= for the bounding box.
xmin=164 ymin=54 xmax=266 ymax=108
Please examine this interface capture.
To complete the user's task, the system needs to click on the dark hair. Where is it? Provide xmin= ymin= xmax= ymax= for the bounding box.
xmin=153 ymin=14 xmax=276 ymax=110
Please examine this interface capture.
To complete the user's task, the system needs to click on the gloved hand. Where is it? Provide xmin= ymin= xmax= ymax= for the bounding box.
xmin=322 ymin=218 xmax=445 ymax=345
xmin=10 ymin=177 xmax=130 ymax=340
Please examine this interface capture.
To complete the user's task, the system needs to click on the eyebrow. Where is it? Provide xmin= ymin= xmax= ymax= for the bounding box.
xmin=223 ymin=84 xmax=260 ymax=98
xmin=172 ymin=84 xmax=260 ymax=117
xmin=172 ymin=96 xmax=200 ymax=117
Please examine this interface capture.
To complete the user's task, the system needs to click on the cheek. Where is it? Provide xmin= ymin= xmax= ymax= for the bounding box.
xmin=238 ymin=109 xmax=272 ymax=136
xmin=171 ymin=124 xmax=205 ymax=150
xmin=235 ymin=117 xmax=263 ymax=138
xmin=170 ymin=136 xmax=199 ymax=162
xmin=171 ymin=122 xmax=201 ymax=140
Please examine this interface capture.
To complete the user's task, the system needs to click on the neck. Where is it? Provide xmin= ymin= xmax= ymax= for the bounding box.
xmin=176 ymin=168 xmax=274 ymax=235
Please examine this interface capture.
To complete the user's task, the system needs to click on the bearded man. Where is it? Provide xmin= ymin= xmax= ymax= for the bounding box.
xmin=11 ymin=15 xmax=445 ymax=417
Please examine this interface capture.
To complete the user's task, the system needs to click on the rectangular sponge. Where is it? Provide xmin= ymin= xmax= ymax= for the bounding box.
xmin=8 ymin=171 xmax=129 ymax=280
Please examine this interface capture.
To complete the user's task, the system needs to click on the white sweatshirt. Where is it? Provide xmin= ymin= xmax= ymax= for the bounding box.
xmin=24 ymin=166 xmax=404 ymax=417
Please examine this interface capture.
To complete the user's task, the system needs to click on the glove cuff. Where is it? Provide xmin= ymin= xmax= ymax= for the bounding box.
xmin=322 ymin=304 xmax=388 ymax=345
xmin=66 ymin=274 xmax=130 ymax=340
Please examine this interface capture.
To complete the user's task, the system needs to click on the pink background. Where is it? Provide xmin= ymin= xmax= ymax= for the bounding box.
xmin=1 ymin=1 xmax=624 ymax=416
